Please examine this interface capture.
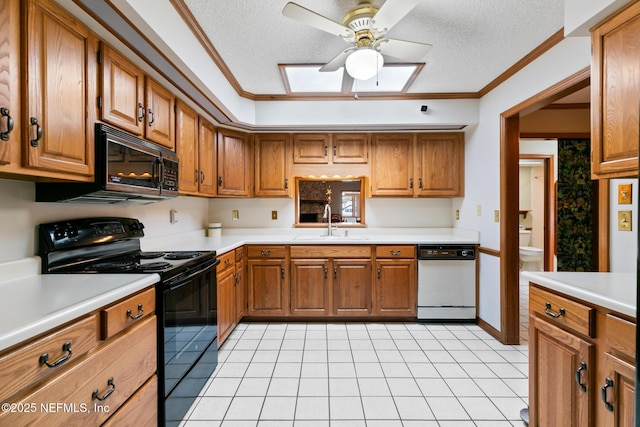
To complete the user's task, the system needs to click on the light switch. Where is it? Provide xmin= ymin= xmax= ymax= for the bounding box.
xmin=232 ymin=210 xmax=239 ymax=221
xmin=618 ymin=211 xmax=632 ymax=231
xmin=618 ymin=183 xmax=632 ymax=204
xmin=494 ymin=210 xmax=500 ymax=223
xmin=272 ymin=210 xmax=278 ymax=220
xmin=455 ymin=210 xmax=460 ymax=220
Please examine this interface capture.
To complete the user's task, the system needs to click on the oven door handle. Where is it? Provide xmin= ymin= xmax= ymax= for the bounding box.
xmin=165 ymin=258 xmax=219 ymax=290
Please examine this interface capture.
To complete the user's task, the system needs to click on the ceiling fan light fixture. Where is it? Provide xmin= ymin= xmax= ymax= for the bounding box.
xmin=345 ymin=47 xmax=383 ymax=81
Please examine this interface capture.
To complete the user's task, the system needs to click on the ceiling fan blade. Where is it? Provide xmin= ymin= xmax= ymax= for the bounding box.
xmin=375 ymin=38 xmax=432 ymax=62
xmin=282 ymin=2 xmax=354 ymax=39
xmin=370 ymin=0 xmax=422 ymax=34
xmin=319 ymin=48 xmax=356 ymax=72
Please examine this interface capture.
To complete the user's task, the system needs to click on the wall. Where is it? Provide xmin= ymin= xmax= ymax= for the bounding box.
xmin=0 ymin=179 xmax=209 ymax=263
xmin=609 ymin=178 xmax=639 ymax=273
xmin=455 ymin=36 xmax=592 ymax=331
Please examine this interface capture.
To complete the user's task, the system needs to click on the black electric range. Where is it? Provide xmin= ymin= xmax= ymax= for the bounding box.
xmin=38 ymin=217 xmax=219 ymax=427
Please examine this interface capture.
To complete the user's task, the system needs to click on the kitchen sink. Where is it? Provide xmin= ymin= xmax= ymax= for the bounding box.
xmin=293 ymin=234 xmax=368 ymax=241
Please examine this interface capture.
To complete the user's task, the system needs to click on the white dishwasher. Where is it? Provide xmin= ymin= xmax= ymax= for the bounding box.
xmin=417 ymin=244 xmax=477 ymax=320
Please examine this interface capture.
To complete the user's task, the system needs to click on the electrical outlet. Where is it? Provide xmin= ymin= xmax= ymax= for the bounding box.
xmin=494 ymin=210 xmax=500 ymax=222
xmin=618 ymin=210 xmax=632 ymax=231
xmin=477 ymin=205 xmax=482 ymax=216
xmin=455 ymin=210 xmax=460 ymax=220
xmin=169 ymin=209 xmax=178 ymax=224
xmin=272 ymin=210 xmax=278 ymax=220
xmin=232 ymin=210 xmax=239 ymax=221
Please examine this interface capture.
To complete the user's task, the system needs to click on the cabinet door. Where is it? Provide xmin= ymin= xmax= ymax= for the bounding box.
xmin=529 ymin=316 xmax=594 ymax=427
xmin=235 ymin=259 xmax=246 ymax=322
xmin=217 ymin=129 xmax=252 ymax=197
xmin=333 ymin=259 xmax=372 ymax=316
xmin=370 ymin=134 xmax=414 ymax=196
xmin=100 ymin=43 xmax=145 ymax=136
xmin=255 ymin=133 xmax=290 ymax=197
xmin=248 ymin=259 xmax=288 ymax=315
xmin=333 ymin=134 xmax=368 ymax=163
xmin=375 ymin=259 xmax=416 ymax=316
xmin=290 ymin=259 xmax=330 ymax=316
xmin=591 ymin=3 xmax=640 ymax=179
xmin=601 ymin=353 xmax=635 ymax=427
xmin=198 ymin=118 xmax=216 ymax=195
xmin=292 ymin=134 xmax=330 ymax=163
xmin=0 ymin=0 xmax=19 ymax=165
xmin=25 ymin=0 xmax=96 ymax=177
xmin=145 ymin=78 xmax=174 ymax=150
xmin=217 ymin=268 xmax=236 ymax=345
xmin=176 ymin=100 xmax=199 ymax=194
xmin=416 ymin=133 xmax=464 ymax=197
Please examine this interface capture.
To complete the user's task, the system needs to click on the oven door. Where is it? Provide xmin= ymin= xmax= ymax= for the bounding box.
xmin=160 ymin=258 xmax=219 ymax=424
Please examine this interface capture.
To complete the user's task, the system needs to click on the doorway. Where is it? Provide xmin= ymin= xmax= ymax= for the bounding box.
xmin=498 ymin=67 xmax=608 ymax=345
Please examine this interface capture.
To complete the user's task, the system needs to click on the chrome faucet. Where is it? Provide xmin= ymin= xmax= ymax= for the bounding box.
xmin=323 ymin=203 xmax=332 ymax=236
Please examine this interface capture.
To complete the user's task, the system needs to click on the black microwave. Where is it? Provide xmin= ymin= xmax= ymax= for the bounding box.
xmin=36 ymin=124 xmax=179 ymax=204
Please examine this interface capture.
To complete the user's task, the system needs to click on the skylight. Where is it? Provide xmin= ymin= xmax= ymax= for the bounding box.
xmin=280 ymin=63 xmax=423 ymax=96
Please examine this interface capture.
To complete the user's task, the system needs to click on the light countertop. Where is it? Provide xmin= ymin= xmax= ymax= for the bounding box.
xmin=0 ymin=257 xmax=159 ymax=352
xmin=521 ymin=271 xmax=637 ymax=318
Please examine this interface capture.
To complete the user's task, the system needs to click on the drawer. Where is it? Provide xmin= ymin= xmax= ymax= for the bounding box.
xmin=290 ymin=245 xmax=371 ymax=258
xmin=217 ymin=250 xmax=235 ymax=275
xmin=375 ymin=245 xmax=415 ymax=258
xmin=247 ymin=245 xmax=286 ymax=258
xmin=102 ymin=375 xmax=157 ymax=426
xmin=529 ymin=285 xmax=594 ymax=337
xmin=0 ymin=314 xmax=98 ymax=404
xmin=235 ymin=247 xmax=245 ymax=263
xmin=101 ymin=287 xmax=155 ymax=340
xmin=0 ymin=316 xmax=156 ymax=426
xmin=606 ymin=314 xmax=636 ymax=361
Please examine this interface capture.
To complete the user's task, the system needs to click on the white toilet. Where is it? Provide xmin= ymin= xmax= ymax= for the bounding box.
xmin=519 ymin=229 xmax=543 ymax=271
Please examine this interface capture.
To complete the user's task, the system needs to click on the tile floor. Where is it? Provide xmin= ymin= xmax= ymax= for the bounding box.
xmin=179 ymin=322 xmax=529 ymax=426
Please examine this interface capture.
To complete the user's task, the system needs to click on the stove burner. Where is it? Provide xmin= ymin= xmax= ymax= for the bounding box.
xmin=164 ymin=252 xmax=201 ymax=260
xmin=138 ymin=251 xmax=166 ymax=259
xmin=138 ymin=261 xmax=173 ymax=271
xmin=89 ymin=260 xmax=138 ymax=271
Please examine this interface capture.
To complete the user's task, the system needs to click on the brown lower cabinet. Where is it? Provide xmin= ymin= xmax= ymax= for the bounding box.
xmin=528 ymin=283 xmax=636 ymax=427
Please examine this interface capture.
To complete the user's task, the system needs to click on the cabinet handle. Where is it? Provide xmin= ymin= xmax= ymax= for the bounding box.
xmin=30 ymin=117 xmax=42 ymax=147
xmin=218 ymin=176 xmax=223 ymax=187
xmin=200 ymin=171 xmax=205 ymax=183
xmin=418 ymin=177 xmax=423 ymax=189
xmin=333 ymin=145 xmax=336 ymax=156
xmin=390 ymin=249 xmax=401 ymax=256
xmin=92 ymin=377 xmax=115 ymax=402
xmin=234 ymin=273 xmax=238 ymax=286
xmin=575 ymin=361 xmax=587 ymax=392
xmin=409 ymin=178 xmax=413 ymax=189
xmin=324 ymin=145 xmax=328 ymax=157
xmin=0 ymin=108 xmax=14 ymax=141
xmin=601 ymin=377 xmax=614 ymax=412
xmin=137 ymin=103 xmax=145 ymax=122
xmin=148 ymin=109 xmax=154 ymax=126
xmin=224 ymin=259 xmax=232 ymax=266
xmin=285 ymin=178 xmax=289 ymax=189
xmin=195 ymin=168 xmax=199 ymax=183
xmin=126 ymin=304 xmax=144 ymax=320
xmin=324 ymin=266 xmax=328 ymax=279
xmin=544 ymin=302 xmax=565 ymax=318
xmin=333 ymin=266 xmax=337 ymax=279
xmin=260 ymin=250 xmax=271 ymax=257
xmin=377 ymin=266 xmax=381 ymax=279
xmin=39 ymin=341 xmax=72 ymax=368
xmin=281 ymin=267 xmax=285 ymax=280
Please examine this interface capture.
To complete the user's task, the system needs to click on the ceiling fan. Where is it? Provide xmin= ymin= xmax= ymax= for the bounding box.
xmin=282 ymin=0 xmax=432 ymax=81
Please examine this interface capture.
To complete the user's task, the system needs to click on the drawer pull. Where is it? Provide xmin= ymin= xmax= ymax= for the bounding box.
xmin=224 ymin=259 xmax=232 ymax=266
xmin=575 ymin=361 xmax=587 ymax=392
xmin=126 ymin=304 xmax=144 ymax=320
xmin=544 ymin=302 xmax=565 ymax=318
xmin=39 ymin=341 xmax=72 ymax=368
xmin=377 ymin=267 xmax=381 ymax=279
xmin=601 ymin=377 xmax=614 ymax=412
xmin=92 ymin=377 xmax=115 ymax=402
xmin=324 ymin=266 xmax=328 ymax=279
xmin=261 ymin=250 xmax=271 ymax=257
xmin=390 ymin=249 xmax=401 ymax=256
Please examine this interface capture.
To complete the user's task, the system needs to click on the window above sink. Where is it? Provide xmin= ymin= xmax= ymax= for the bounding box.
xmin=294 ymin=177 xmax=366 ymax=228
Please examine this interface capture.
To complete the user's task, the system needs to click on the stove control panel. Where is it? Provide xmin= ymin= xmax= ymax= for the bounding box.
xmin=39 ymin=217 xmax=145 ymax=251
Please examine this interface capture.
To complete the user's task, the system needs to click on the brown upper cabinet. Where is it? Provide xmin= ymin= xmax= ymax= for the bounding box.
xmin=2 ymin=0 xmax=97 ymax=180
xmin=99 ymin=43 xmax=175 ymax=150
xmin=176 ymin=100 xmax=216 ymax=196
xmin=217 ymin=128 xmax=252 ymax=197
xmin=254 ymin=133 xmax=290 ymax=197
xmin=591 ymin=2 xmax=640 ymax=179
xmin=293 ymin=133 xmax=368 ymax=164
xmin=370 ymin=132 xmax=464 ymax=197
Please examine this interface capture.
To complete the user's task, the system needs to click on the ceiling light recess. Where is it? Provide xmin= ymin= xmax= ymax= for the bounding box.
xmin=345 ymin=47 xmax=383 ymax=81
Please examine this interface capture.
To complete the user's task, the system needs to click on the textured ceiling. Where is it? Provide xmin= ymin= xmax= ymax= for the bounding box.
xmin=182 ymin=0 xmax=565 ymax=96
